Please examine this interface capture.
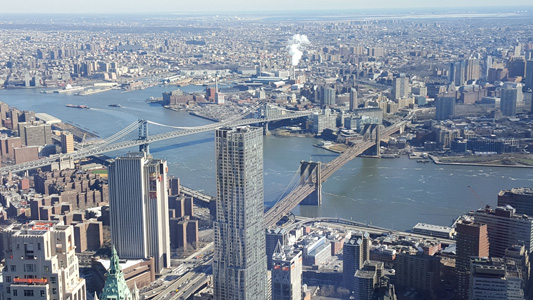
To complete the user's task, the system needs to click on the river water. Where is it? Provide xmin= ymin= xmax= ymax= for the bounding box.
xmin=1 ymin=86 xmax=532 ymax=230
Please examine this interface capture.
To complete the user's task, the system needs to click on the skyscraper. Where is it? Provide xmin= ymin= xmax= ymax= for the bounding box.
xmin=343 ymin=232 xmax=371 ymax=291
xmin=108 ymin=151 xmax=170 ymax=273
xmin=353 ymin=261 xmax=385 ymax=300
xmin=450 ymin=61 xmax=466 ymax=86
xmin=391 ymin=74 xmax=410 ymax=100
xmin=484 ymin=56 xmax=493 ymax=79
xmin=497 ymin=187 xmax=533 ymax=216
xmin=60 ymin=131 xmax=74 ymax=154
xmin=2 ymin=221 xmax=87 ymax=300
xmin=213 ymin=126 xmax=267 ymax=300
xmin=349 ymin=87 xmax=358 ymax=111
xmin=473 ymin=206 xmax=533 ymax=258
xmin=435 ymin=97 xmax=456 ymax=120
xmin=266 ymin=227 xmax=289 ymax=270
xmin=271 ymin=244 xmax=303 ymax=300
xmin=455 ymin=219 xmax=489 ymax=300
xmin=321 ymin=86 xmax=336 ymax=107
xmin=465 ymin=58 xmax=481 ymax=82
xmin=525 ymin=60 xmax=533 ymax=91
xmin=500 ymin=87 xmax=518 ymax=117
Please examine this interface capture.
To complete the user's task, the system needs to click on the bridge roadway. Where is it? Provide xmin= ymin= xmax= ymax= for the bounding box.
xmin=0 ymin=111 xmax=312 ymax=174
xmin=264 ymin=121 xmax=407 ymax=227
xmin=180 ymin=186 xmax=214 ymax=204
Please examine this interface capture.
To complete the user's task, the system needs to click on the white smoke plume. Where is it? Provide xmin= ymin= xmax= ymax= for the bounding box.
xmin=287 ymin=34 xmax=310 ymax=66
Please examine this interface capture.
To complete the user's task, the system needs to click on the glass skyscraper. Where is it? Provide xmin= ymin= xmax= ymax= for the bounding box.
xmin=213 ymin=126 xmax=268 ymax=300
xmin=108 ymin=151 xmax=171 ymax=274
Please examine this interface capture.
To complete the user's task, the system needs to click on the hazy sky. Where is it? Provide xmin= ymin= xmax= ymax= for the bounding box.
xmin=2 ymin=0 xmax=532 ymax=14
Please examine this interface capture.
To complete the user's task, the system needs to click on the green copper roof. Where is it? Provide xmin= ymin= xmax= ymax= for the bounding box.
xmin=100 ymin=246 xmax=133 ymax=300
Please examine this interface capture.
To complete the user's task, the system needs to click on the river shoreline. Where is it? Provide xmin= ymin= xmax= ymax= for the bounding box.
xmin=429 ymin=154 xmax=533 ymax=168
xmin=1 ymin=86 xmax=532 ymax=230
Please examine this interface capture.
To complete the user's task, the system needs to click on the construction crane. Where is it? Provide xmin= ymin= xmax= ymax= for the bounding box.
xmin=468 ymin=185 xmax=486 ymax=208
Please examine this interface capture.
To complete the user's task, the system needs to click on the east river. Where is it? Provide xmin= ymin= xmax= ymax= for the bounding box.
xmin=1 ymin=86 xmax=532 ymax=230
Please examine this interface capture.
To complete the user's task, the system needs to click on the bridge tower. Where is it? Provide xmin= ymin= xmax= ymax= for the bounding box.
xmin=361 ymin=123 xmax=381 ymax=156
xmin=138 ymin=119 xmax=149 ymax=153
xmin=374 ymin=124 xmax=381 ymax=157
xmin=263 ymin=122 xmax=269 ymax=135
xmin=299 ymin=161 xmax=322 ymax=205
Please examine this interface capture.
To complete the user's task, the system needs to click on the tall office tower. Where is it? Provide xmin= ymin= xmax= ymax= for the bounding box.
xmin=450 ymin=61 xmax=466 ymax=86
xmin=391 ymin=74 xmax=411 ymax=101
xmin=484 ymin=55 xmax=493 ymax=79
xmin=509 ymin=57 xmax=527 ymax=78
xmin=349 ymin=87 xmax=359 ymax=111
xmin=473 ymin=206 xmax=533 ymax=258
xmin=525 ymin=60 xmax=533 ymax=91
xmin=498 ymin=187 xmax=533 ymax=216
xmin=321 ymin=86 xmax=336 ymax=107
xmin=527 ymin=50 xmax=533 ymax=61
xmin=108 ymin=151 xmax=170 ymax=273
xmin=448 ymin=62 xmax=456 ymax=84
xmin=469 ymin=257 xmax=524 ymax=300
xmin=513 ymin=42 xmax=522 ymax=57
xmin=500 ymin=87 xmax=518 ymax=116
xmin=266 ymin=228 xmax=289 ymax=270
xmin=61 ymin=131 xmax=74 ymax=154
xmin=99 ymin=247 xmax=139 ymax=300
xmin=435 ymin=97 xmax=456 ymax=120
xmin=343 ymin=232 xmax=371 ymax=291
xmin=0 ymin=101 xmax=9 ymax=120
xmin=455 ymin=219 xmax=489 ymax=300
xmin=465 ymin=58 xmax=481 ymax=82
xmin=271 ymin=245 xmax=303 ymax=300
xmin=213 ymin=126 xmax=267 ymax=300
xmin=2 ymin=221 xmax=87 ymax=300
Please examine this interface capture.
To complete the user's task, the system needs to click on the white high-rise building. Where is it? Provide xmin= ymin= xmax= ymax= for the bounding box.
xmin=2 ymin=221 xmax=86 ymax=300
xmin=392 ymin=74 xmax=410 ymax=101
xmin=213 ymin=126 xmax=268 ymax=300
xmin=109 ymin=151 xmax=170 ymax=273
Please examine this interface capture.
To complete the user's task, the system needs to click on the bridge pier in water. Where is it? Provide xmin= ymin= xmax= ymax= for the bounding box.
xmin=362 ymin=123 xmax=381 ymax=157
xmin=299 ymin=161 xmax=322 ymax=205
xmin=375 ymin=124 xmax=380 ymax=157
xmin=263 ymin=122 xmax=269 ymax=135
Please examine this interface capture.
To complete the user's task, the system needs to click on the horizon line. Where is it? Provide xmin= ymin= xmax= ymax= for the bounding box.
xmin=0 ymin=6 xmax=532 ymax=16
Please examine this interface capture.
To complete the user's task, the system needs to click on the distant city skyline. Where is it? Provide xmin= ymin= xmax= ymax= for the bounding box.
xmin=2 ymin=1 xmax=533 ymax=14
